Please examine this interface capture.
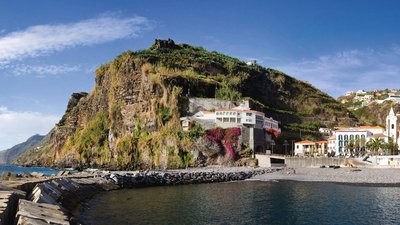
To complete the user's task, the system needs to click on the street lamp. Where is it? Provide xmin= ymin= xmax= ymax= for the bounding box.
xmin=270 ymin=140 xmax=276 ymax=155
xmin=283 ymin=140 xmax=289 ymax=156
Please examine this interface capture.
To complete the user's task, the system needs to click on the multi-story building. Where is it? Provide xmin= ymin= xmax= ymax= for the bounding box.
xmin=182 ymin=103 xmax=281 ymax=153
xmin=335 ymin=128 xmax=371 ymax=155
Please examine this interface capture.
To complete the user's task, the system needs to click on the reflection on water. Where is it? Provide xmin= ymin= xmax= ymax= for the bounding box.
xmin=78 ymin=181 xmax=400 ymax=225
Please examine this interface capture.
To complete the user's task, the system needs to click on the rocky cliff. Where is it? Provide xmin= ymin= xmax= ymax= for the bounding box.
xmin=15 ymin=39 xmax=357 ymax=169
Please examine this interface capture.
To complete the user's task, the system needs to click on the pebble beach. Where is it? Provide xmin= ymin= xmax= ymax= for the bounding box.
xmin=253 ymin=167 xmax=400 ymax=185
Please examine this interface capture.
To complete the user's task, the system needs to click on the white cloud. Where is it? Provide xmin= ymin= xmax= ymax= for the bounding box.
xmin=0 ymin=106 xmax=59 ymax=150
xmin=0 ymin=15 xmax=151 ymax=64
xmin=11 ymin=64 xmax=80 ymax=76
xmin=274 ymin=47 xmax=400 ymax=98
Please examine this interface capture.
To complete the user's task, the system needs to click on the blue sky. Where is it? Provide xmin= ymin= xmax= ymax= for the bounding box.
xmin=0 ymin=0 xmax=400 ymax=149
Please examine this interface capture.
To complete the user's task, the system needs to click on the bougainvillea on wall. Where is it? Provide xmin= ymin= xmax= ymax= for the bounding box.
xmin=205 ymin=127 xmax=241 ymax=158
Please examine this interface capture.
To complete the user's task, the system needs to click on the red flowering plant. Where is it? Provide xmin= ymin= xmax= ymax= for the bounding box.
xmin=266 ymin=128 xmax=280 ymax=138
xmin=204 ymin=127 xmax=241 ymax=158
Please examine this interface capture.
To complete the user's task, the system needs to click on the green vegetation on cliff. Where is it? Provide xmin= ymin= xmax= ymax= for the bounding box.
xmin=16 ymin=39 xmax=356 ymax=169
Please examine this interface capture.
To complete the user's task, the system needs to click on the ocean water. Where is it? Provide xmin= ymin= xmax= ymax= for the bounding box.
xmin=78 ymin=181 xmax=400 ymax=225
xmin=0 ymin=164 xmax=59 ymax=176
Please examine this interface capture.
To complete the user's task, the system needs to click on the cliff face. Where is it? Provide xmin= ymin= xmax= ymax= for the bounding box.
xmin=0 ymin=134 xmax=44 ymax=164
xmin=16 ymin=39 xmax=357 ymax=169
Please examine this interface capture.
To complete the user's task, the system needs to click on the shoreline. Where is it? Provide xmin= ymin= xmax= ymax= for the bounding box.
xmin=253 ymin=167 xmax=400 ymax=186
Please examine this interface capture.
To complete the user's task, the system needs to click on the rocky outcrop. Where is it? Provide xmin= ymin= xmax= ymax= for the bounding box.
xmin=151 ymin=38 xmax=182 ymax=50
xmin=15 ymin=39 xmax=357 ymax=169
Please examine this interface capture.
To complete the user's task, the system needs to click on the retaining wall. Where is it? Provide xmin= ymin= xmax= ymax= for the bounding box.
xmin=285 ymin=157 xmax=344 ymax=168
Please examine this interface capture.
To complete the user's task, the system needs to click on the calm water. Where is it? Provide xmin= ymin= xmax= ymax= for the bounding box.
xmin=79 ymin=181 xmax=400 ymax=225
xmin=0 ymin=164 xmax=59 ymax=176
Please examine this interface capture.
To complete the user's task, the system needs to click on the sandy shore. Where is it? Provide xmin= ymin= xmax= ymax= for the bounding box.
xmin=253 ymin=167 xmax=400 ymax=184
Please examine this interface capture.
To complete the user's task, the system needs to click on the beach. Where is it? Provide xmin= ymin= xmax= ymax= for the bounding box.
xmin=253 ymin=167 xmax=400 ymax=184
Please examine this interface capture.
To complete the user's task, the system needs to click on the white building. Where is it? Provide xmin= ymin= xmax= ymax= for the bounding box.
xmin=294 ymin=140 xmax=315 ymax=156
xmin=385 ymin=107 xmax=399 ymax=142
xmin=359 ymin=126 xmax=385 ymax=135
xmin=354 ymin=94 xmax=373 ymax=102
xmin=335 ymin=128 xmax=371 ymax=155
xmin=319 ymin=128 xmax=332 ymax=136
xmin=328 ymin=136 xmax=336 ymax=154
xmin=264 ymin=117 xmax=280 ymax=132
xmin=356 ymin=90 xmax=366 ymax=95
xmin=191 ymin=105 xmax=280 ymax=132
xmin=193 ymin=111 xmax=215 ymax=120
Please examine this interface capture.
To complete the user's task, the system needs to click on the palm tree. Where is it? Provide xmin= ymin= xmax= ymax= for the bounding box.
xmin=385 ymin=138 xmax=399 ymax=155
xmin=366 ymin=138 xmax=384 ymax=155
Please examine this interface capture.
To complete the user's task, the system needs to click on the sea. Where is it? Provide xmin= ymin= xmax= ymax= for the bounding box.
xmin=0 ymin=164 xmax=60 ymax=176
xmin=77 ymin=180 xmax=400 ymax=225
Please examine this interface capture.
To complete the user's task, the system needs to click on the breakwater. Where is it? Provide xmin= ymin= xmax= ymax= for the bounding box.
xmin=0 ymin=167 xmax=281 ymax=224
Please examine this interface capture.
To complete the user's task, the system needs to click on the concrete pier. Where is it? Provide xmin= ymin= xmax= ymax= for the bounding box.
xmin=15 ymin=199 xmax=69 ymax=225
xmin=0 ymin=191 xmax=23 ymax=225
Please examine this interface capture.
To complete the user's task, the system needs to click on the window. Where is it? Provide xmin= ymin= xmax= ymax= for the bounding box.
xmin=246 ymin=113 xmax=252 ymax=116
xmin=356 ymin=135 xmax=360 ymax=139
xmin=339 ymin=135 xmax=343 ymax=140
xmin=237 ymin=118 xmax=241 ymax=123
xmin=297 ymin=145 xmax=299 ymax=149
xmin=350 ymin=135 xmax=354 ymax=140
xmin=392 ymin=124 xmax=395 ymax=129
xmin=344 ymin=135 xmax=348 ymax=140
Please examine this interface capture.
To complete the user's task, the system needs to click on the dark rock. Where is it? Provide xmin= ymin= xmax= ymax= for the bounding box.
xmin=152 ymin=38 xmax=182 ymax=50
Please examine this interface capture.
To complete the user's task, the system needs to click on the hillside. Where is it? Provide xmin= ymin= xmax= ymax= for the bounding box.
xmin=15 ymin=39 xmax=356 ymax=169
xmin=0 ymin=134 xmax=44 ymax=164
xmin=338 ymin=89 xmax=400 ymax=126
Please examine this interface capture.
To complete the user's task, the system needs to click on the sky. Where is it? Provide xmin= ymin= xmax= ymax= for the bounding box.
xmin=0 ymin=0 xmax=400 ymax=149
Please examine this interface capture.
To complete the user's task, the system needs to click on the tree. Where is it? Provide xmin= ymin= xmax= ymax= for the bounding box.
xmin=366 ymin=138 xmax=384 ymax=155
xmin=347 ymin=140 xmax=356 ymax=156
xmin=354 ymin=138 xmax=361 ymax=155
xmin=384 ymin=138 xmax=399 ymax=155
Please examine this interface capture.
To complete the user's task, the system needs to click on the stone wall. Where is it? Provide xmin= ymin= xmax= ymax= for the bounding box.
xmin=285 ymin=157 xmax=343 ymax=168
xmin=241 ymin=127 xmax=267 ymax=153
xmin=105 ymin=168 xmax=279 ymax=188
xmin=188 ymin=98 xmax=237 ymax=115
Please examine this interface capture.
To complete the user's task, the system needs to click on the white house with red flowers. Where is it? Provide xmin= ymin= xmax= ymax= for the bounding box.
xmin=192 ymin=105 xmax=281 ymax=133
xmin=181 ymin=100 xmax=281 ymax=153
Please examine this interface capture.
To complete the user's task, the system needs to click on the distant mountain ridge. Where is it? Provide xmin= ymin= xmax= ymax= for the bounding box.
xmin=0 ymin=134 xmax=44 ymax=164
